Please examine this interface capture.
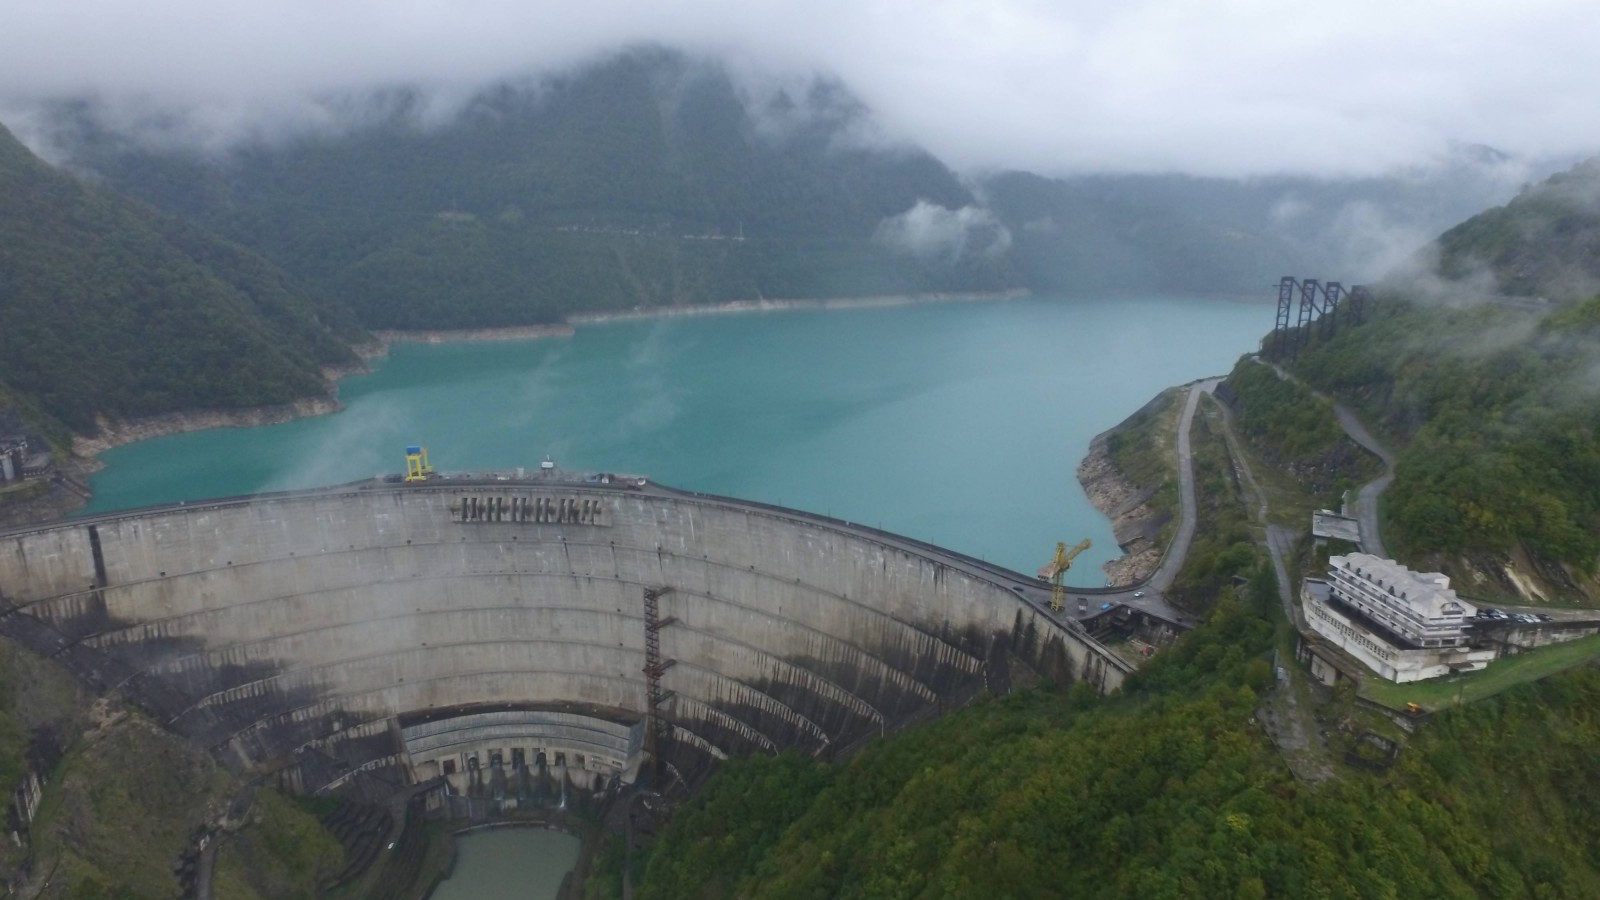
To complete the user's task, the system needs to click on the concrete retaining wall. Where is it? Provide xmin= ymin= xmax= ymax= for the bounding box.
xmin=0 ymin=482 xmax=1127 ymax=791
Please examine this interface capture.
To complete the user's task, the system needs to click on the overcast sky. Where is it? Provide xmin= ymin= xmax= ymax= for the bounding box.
xmin=3 ymin=0 xmax=1597 ymax=177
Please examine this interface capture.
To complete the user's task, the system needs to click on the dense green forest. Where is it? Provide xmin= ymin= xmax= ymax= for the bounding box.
xmin=42 ymin=50 xmax=1530 ymax=333
xmin=1286 ymin=293 xmax=1600 ymax=573
xmin=0 ymin=123 xmax=362 ymax=434
xmin=1231 ymin=159 xmax=1600 ymax=583
xmin=1224 ymin=360 xmax=1347 ymax=462
xmin=601 ymin=588 xmax=1600 ymax=898
xmin=588 ymin=160 xmax=1600 ymax=896
xmin=1220 ymin=357 xmax=1381 ymax=504
xmin=1432 ymin=157 xmax=1600 ymax=300
xmin=58 ymin=50 xmax=1015 ymax=331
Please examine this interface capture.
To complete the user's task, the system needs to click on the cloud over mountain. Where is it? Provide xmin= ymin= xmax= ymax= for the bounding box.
xmin=3 ymin=1 xmax=1598 ymax=177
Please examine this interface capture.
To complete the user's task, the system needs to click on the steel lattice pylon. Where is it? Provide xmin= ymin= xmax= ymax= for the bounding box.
xmin=1273 ymin=276 xmax=1298 ymax=357
xmin=1272 ymin=277 xmax=1373 ymax=360
xmin=1321 ymin=282 xmax=1343 ymax=340
xmin=1295 ymin=278 xmax=1322 ymax=353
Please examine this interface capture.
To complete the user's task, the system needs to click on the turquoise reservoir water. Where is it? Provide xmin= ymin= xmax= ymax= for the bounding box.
xmin=86 ymin=296 xmax=1269 ymax=576
xmin=429 ymin=827 xmax=580 ymax=900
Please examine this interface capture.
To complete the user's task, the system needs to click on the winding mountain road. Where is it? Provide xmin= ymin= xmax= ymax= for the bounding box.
xmin=1149 ymin=379 xmax=1219 ymax=595
xmin=1253 ymin=357 xmax=1397 ymax=558
xmin=1332 ymin=406 xmax=1395 ymax=558
xmin=1210 ymin=390 xmax=1304 ymax=629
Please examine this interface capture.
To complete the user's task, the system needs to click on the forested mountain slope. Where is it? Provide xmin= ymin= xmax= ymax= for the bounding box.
xmin=56 ymin=49 xmax=1017 ymax=330
xmin=1432 ymin=157 xmax=1600 ymax=299
xmin=980 ymin=170 xmax=1298 ymax=295
xmin=41 ymin=49 xmax=1532 ymax=329
xmin=982 ymin=148 xmax=1528 ymax=297
xmin=1271 ymin=161 xmax=1600 ymax=601
xmin=1287 ymin=291 xmax=1600 ymax=602
xmin=602 ymin=595 xmax=1600 ymax=899
xmin=0 ymin=124 xmax=362 ymax=435
xmin=0 ymin=49 xmax=1549 ymax=441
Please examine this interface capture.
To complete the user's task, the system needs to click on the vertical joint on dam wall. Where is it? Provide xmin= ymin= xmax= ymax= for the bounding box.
xmin=86 ymin=525 xmax=108 ymax=588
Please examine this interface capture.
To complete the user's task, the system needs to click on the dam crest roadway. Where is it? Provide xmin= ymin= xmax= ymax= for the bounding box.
xmin=0 ymin=406 xmax=1203 ymax=799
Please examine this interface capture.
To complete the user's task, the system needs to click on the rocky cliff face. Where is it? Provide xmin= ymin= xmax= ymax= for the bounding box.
xmin=1077 ymin=435 xmax=1167 ymax=586
xmin=69 ymin=396 xmax=343 ymax=458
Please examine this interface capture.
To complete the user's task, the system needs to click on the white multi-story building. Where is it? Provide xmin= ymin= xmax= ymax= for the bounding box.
xmin=1305 ymin=553 xmax=1496 ymax=682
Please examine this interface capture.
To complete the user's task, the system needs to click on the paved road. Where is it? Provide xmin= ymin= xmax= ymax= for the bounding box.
xmin=650 ymin=467 xmax=1196 ymax=629
xmin=1208 ymin=382 xmax=1306 ymax=629
xmin=1253 ymin=356 xmax=1395 ymax=558
xmin=195 ymin=837 xmax=216 ymax=900
xmin=1265 ymin=525 xmax=1304 ymax=629
xmin=1222 ymin=368 xmax=1338 ymax=779
xmin=1149 ymin=380 xmax=1218 ymax=595
xmin=1331 ymin=406 xmax=1395 ymax=558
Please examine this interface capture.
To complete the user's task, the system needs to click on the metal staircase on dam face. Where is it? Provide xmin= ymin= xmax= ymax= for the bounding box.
xmin=642 ymin=587 xmax=675 ymax=778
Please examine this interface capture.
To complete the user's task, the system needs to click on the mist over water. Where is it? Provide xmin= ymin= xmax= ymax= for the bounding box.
xmin=85 ymin=295 xmax=1269 ymax=576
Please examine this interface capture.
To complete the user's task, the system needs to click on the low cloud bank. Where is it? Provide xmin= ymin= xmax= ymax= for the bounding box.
xmin=4 ymin=2 xmax=1599 ymax=177
xmin=874 ymin=201 xmax=1011 ymax=263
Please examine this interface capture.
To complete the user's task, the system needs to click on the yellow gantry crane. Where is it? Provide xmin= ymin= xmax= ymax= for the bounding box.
xmin=1038 ymin=539 xmax=1092 ymax=612
xmin=404 ymin=445 xmax=434 ymax=482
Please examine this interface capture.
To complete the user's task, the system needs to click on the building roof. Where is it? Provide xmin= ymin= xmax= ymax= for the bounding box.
xmin=1311 ymin=510 xmax=1362 ymax=544
xmin=1330 ymin=553 xmax=1473 ymax=619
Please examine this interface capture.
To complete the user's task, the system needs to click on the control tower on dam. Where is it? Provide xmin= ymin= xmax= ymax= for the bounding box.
xmin=0 ymin=476 xmax=1133 ymax=799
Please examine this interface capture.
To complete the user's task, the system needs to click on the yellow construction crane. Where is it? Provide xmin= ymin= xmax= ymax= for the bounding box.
xmin=1038 ymin=539 xmax=1092 ymax=612
xmin=404 ymin=445 xmax=434 ymax=482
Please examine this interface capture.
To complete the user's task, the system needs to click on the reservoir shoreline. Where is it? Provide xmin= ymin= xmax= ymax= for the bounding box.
xmin=66 ymin=289 xmax=1030 ymax=462
xmin=59 ymin=293 xmax=1271 ymax=574
xmin=4 ymin=290 xmax=1030 ymax=525
xmin=1076 ymin=431 xmax=1164 ymax=585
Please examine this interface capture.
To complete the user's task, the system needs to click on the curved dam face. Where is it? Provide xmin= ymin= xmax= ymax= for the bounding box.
xmin=0 ymin=480 xmax=1129 ymax=795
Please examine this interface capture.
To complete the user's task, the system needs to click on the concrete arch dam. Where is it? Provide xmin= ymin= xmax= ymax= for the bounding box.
xmin=0 ymin=480 xmax=1131 ymax=794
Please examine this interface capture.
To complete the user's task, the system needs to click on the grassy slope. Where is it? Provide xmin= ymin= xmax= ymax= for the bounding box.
xmin=1 ymin=636 xmax=339 ymax=899
xmin=212 ymin=790 xmax=346 ymax=900
xmin=1361 ymin=632 xmax=1600 ymax=709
